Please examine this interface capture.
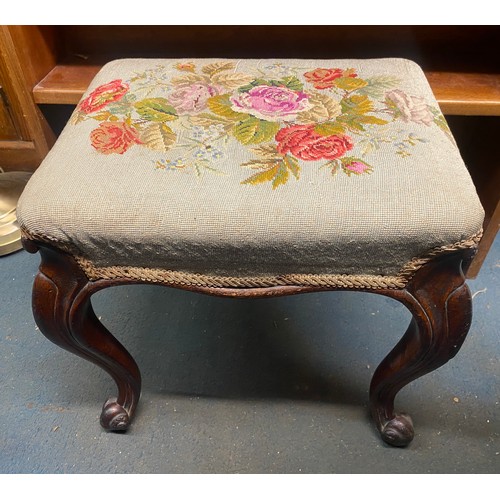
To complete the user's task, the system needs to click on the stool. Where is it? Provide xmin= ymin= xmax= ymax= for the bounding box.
xmin=17 ymin=58 xmax=484 ymax=446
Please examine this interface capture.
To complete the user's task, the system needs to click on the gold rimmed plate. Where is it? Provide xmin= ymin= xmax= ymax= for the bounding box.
xmin=0 ymin=171 xmax=32 ymax=256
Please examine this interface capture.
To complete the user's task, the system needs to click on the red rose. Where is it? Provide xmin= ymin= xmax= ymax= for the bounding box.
xmin=304 ymin=68 xmax=358 ymax=89
xmin=90 ymin=121 xmax=142 ymax=155
xmin=276 ymin=124 xmax=353 ymax=161
xmin=78 ymin=79 xmax=129 ymax=114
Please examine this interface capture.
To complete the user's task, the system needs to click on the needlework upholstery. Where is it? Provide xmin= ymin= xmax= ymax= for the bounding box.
xmin=17 ymin=58 xmax=484 ymax=284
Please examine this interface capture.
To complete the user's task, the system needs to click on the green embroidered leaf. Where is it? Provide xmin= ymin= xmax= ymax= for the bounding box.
xmin=107 ymin=95 xmax=134 ymax=115
xmin=107 ymin=102 xmax=133 ymax=115
xmin=237 ymin=79 xmax=269 ymax=93
xmin=232 ymin=117 xmax=279 ymax=145
xmin=202 ymin=61 xmax=236 ymax=76
xmin=241 ymin=163 xmax=281 ymax=186
xmin=171 ymin=73 xmax=208 ymax=86
xmin=356 ymin=115 xmax=388 ymax=125
xmin=357 ymin=76 xmax=401 ymax=98
xmin=341 ymin=95 xmax=374 ymax=115
xmin=207 ymin=95 xmax=249 ymax=120
xmin=270 ymin=76 xmax=304 ymax=91
xmin=338 ymin=95 xmax=380 ymax=132
xmin=241 ymin=155 xmax=299 ymax=188
xmin=244 ymin=75 xmax=304 ymax=91
xmin=337 ymin=116 xmax=365 ymax=132
xmin=296 ymin=92 xmax=342 ymax=124
xmin=430 ymin=107 xmax=455 ymax=142
xmin=134 ymin=98 xmax=178 ymax=122
xmin=192 ymin=160 xmax=225 ymax=177
xmin=272 ymin=163 xmax=290 ymax=188
xmin=92 ymin=111 xmax=113 ymax=121
xmin=189 ymin=113 xmax=234 ymax=128
xmin=141 ymin=123 xmax=177 ymax=152
xmin=334 ymin=77 xmax=368 ymax=91
xmin=434 ymin=115 xmax=453 ymax=137
xmin=212 ymin=73 xmax=254 ymax=89
xmin=323 ymin=159 xmax=341 ymax=176
xmin=314 ymin=122 xmax=346 ymax=136
xmin=339 ymin=115 xmax=389 ymax=131
xmin=70 ymin=111 xmax=86 ymax=124
xmin=251 ymin=143 xmax=283 ymax=159
xmin=130 ymin=73 xmax=146 ymax=82
xmin=241 ymin=162 xmax=290 ymax=189
xmin=283 ymin=155 xmax=300 ymax=179
xmin=384 ymin=95 xmax=402 ymax=118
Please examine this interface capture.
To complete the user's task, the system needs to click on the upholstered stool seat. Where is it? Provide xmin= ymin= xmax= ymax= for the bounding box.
xmin=18 ymin=58 xmax=484 ymax=446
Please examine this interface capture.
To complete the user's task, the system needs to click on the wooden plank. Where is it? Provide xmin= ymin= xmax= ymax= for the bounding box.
xmin=33 ymin=65 xmax=101 ymax=104
xmin=426 ymin=72 xmax=500 ymax=116
xmin=0 ymin=140 xmax=35 ymax=150
xmin=0 ymin=146 xmax=41 ymax=170
xmin=33 ymin=65 xmax=500 ymax=116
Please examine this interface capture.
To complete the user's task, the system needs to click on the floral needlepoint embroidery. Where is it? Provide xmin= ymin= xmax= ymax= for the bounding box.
xmin=385 ymin=90 xmax=435 ymax=126
xmin=77 ymin=80 xmax=129 ymax=114
xmin=71 ymin=61 xmax=452 ymax=188
xmin=345 ymin=161 xmax=369 ymax=174
xmin=90 ymin=121 xmax=143 ymax=155
xmin=342 ymin=159 xmax=373 ymax=176
xmin=230 ymin=85 xmax=312 ymax=121
xmin=304 ymin=67 xmax=357 ymax=89
xmin=169 ymin=83 xmax=224 ymax=114
xmin=175 ymin=62 xmax=196 ymax=73
xmin=276 ymin=125 xmax=353 ymax=161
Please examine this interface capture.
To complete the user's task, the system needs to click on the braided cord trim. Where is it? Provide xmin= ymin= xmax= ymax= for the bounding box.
xmin=397 ymin=231 xmax=482 ymax=280
xmin=21 ymin=228 xmax=482 ymax=290
xmin=74 ymin=258 xmax=407 ymax=289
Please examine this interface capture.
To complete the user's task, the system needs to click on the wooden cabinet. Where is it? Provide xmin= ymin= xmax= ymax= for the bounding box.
xmin=0 ymin=84 xmax=20 ymax=141
xmin=0 ymin=26 xmax=55 ymax=171
xmin=0 ymin=25 xmax=498 ymax=275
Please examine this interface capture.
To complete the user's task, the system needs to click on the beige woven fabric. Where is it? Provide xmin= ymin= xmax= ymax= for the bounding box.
xmin=17 ymin=58 xmax=484 ymax=281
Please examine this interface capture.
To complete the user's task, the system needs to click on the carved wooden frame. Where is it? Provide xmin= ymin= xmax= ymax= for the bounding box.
xmin=22 ymin=237 xmax=476 ymax=447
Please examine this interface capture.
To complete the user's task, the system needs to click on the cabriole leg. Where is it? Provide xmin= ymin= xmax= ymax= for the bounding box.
xmin=24 ymin=240 xmax=141 ymax=431
xmin=370 ymin=250 xmax=474 ymax=446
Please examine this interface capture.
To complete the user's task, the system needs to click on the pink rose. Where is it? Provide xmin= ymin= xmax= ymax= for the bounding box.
xmin=168 ymin=83 xmax=224 ymax=114
xmin=385 ymin=90 xmax=434 ymax=126
xmin=230 ymin=85 xmax=311 ymax=121
xmin=343 ymin=160 xmax=372 ymax=175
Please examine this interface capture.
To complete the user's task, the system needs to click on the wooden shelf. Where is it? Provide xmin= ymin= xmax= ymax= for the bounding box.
xmin=425 ymin=72 xmax=500 ymax=116
xmin=33 ymin=64 xmax=500 ymax=116
xmin=33 ymin=65 xmax=101 ymax=105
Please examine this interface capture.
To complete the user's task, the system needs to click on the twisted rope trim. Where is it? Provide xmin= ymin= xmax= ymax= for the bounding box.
xmin=21 ymin=228 xmax=482 ymax=290
xmin=397 ymin=230 xmax=482 ymax=280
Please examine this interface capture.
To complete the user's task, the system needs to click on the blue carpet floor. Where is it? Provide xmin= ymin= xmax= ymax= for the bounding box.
xmin=0 ymin=237 xmax=498 ymax=473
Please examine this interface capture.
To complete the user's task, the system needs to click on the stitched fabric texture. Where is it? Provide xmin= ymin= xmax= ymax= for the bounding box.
xmin=17 ymin=58 xmax=484 ymax=278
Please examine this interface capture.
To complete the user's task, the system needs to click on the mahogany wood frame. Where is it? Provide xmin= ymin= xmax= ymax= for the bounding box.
xmin=23 ymin=237 xmax=477 ymax=447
